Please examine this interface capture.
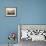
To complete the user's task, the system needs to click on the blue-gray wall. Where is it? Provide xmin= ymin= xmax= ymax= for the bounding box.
xmin=0 ymin=0 xmax=46 ymax=44
xmin=21 ymin=0 xmax=46 ymax=24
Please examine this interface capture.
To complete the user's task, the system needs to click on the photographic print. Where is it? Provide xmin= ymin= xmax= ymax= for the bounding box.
xmin=6 ymin=8 xmax=16 ymax=16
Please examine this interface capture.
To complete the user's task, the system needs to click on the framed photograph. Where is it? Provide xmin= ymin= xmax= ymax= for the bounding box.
xmin=6 ymin=8 xmax=16 ymax=16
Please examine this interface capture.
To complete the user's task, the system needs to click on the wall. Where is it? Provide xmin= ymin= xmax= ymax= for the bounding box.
xmin=0 ymin=0 xmax=21 ymax=44
xmin=0 ymin=0 xmax=46 ymax=44
xmin=21 ymin=0 xmax=46 ymax=24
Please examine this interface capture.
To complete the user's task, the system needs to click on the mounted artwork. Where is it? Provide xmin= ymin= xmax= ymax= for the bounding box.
xmin=6 ymin=8 xmax=16 ymax=16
